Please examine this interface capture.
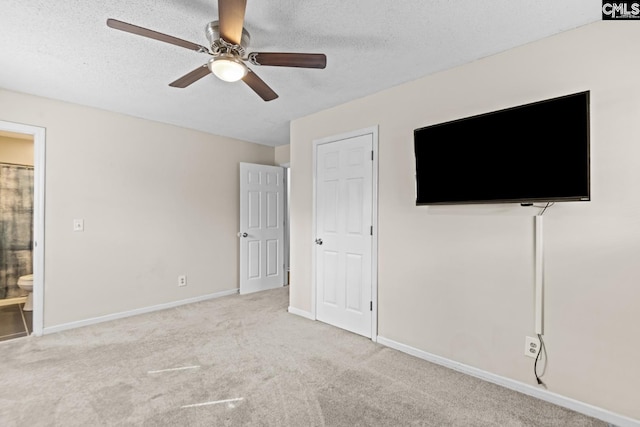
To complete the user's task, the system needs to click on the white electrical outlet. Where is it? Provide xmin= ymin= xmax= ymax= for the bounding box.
xmin=178 ymin=275 xmax=187 ymax=287
xmin=525 ymin=336 xmax=541 ymax=358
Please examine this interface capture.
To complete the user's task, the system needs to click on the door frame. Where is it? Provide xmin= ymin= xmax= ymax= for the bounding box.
xmin=311 ymin=126 xmax=379 ymax=341
xmin=0 ymin=120 xmax=46 ymax=336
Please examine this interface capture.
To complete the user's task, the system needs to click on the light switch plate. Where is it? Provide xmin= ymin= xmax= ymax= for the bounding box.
xmin=73 ymin=219 xmax=84 ymax=232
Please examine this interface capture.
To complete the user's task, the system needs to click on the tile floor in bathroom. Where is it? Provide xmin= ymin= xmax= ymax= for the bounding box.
xmin=0 ymin=303 xmax=32 ymax=342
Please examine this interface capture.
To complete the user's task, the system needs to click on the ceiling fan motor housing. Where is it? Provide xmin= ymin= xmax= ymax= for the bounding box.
xmin=205 ymin=20 xmax=250 ymax=56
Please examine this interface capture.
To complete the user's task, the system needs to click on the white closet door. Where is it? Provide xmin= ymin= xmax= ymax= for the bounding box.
xmin=315 ymin=133 xmax=373 ymax=337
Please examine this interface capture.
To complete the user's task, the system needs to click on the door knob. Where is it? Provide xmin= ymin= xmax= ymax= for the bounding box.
xmin=238 ymin=232 xmax=248 ymax=238
xmin=315 ymin=238 xmax=323 ymax=245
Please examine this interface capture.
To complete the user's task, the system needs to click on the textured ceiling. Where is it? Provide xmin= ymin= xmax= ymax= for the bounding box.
xmin=0 ymin=1 xmax=600 ymax=146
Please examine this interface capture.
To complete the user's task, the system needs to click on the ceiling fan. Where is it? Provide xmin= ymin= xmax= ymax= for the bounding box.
xmin=107 ymin=0 xmax=327 ymax=101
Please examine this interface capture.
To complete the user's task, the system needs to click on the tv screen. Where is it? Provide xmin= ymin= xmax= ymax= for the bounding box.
xmin=414 ymin=91 xmax=590 ymax=205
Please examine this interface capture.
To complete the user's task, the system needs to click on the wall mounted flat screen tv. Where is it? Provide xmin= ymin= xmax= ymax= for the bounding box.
xmin=414 ymin=91 xmax=590 ymax=205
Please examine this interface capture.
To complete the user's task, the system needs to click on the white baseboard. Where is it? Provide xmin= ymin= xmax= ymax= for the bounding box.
xmin=287 ymin=306 xmax=315 ymax=320
xmin=376 ymin=336 xmax=639 ymax=427
xmin=43 ymin=289 xmax=239 ymax=335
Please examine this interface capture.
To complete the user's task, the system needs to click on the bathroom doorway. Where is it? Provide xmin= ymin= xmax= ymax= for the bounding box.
xmin=0 ymin=121 xmax=45 ymax=339
xmin=0 ymin=130 xmax=34 ymax=340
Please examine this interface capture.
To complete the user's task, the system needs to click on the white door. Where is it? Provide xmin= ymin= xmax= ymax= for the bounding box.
xmin=239 ymin=163 xmax=285 ymax=294
xmin=315 ymin=133 xmax=373 ymax=337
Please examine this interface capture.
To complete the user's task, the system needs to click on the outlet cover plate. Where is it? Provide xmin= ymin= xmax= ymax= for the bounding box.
xmin=525 ymin=336 xmax=541 ymax=358
xmin=178 ymin=275 xmax=187 ymax=287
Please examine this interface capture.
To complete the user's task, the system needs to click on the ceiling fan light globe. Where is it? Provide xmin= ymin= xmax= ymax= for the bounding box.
xmin=208 ymin=56 xmax=247 ymax=82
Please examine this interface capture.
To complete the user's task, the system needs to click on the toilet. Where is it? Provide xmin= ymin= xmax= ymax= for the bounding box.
xmin=17 ymin=274 xmax=34 ymax=312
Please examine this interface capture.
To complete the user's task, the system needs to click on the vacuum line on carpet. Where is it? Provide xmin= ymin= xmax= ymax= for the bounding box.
xmin=147 ymin=365 xmax=201 ymax=374
xmin=181 ymin=397 xmax=244 ymax=409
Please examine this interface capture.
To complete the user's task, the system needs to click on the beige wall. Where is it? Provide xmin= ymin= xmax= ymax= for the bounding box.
xmin=274 ymin=144 xmax=290 ymax=165
xmin=289 ymin=22 xmax=640 ymax=420
xmin=0 ymin=89 xmax=274 ymax=327
xmin=0 ymin=135 xmax=34 ymax=165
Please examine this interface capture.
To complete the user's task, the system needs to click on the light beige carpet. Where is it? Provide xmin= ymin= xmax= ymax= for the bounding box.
xmin=0 ymin=287 xmax=606 ymax=426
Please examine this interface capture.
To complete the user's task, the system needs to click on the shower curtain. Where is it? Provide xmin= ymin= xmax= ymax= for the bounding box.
xmin=0 ymin=164 xmax=34 ymax=299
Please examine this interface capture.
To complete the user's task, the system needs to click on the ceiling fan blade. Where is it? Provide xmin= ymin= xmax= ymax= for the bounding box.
xmin=249 ymin=53 xmax=327 ymax=69
xmin=242 ymin=69 xmax=278 ymax=102
xmin=107 ymin=19 xmax=208 ymax=53
xmin=218 ymin=0 xmax=247 ymax=45
xmin=169 ymin=64 xmax=211 ymax=88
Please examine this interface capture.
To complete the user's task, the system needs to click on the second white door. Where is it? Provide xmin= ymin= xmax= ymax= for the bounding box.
xmin=315 ymin=132 xmax=373 ymax=338
xmin=239 ymin=163 xmax=284 ymax=294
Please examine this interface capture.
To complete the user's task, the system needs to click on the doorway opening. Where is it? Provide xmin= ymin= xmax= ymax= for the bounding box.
xmin=281 ymin=163 xmax=290 ymax=286
xmin=0 ymin=121 xmax=45 ymax=338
